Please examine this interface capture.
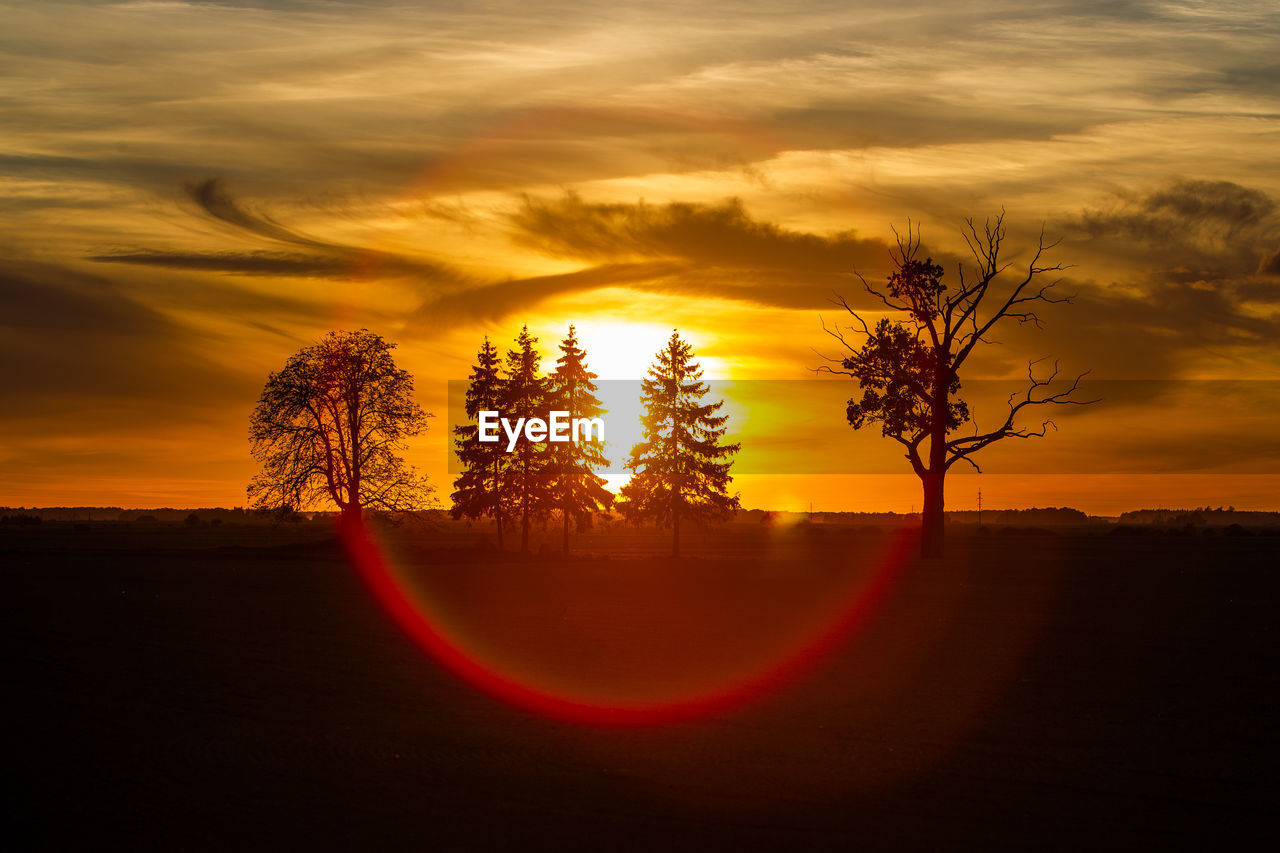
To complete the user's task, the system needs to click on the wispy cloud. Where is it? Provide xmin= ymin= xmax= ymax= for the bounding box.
xmin=85 ymin=178 xmax=471 ymax=283
xmin=414 ymin=261 xmax=686 ymax=324
xmin=511 ymin=193 xmax=888 ymax=270
xmin=87 ymin=249 xmax=354 ymax=277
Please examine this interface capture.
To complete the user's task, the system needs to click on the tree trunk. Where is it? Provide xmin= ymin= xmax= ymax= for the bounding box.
xmin=672 ymin=507 xmax=680 ymax=558
xmin=562 ymin=510 xmax=570 ymax=554
xmin=921 ymin=470 xmax=945 ymax=558
xmin=921 ymin=371 xmax=949 ymax=558
xmin=520 ymin=456 xmax=530 ymax=554
xmin=493 ymin=459 xmax=504 ymax=551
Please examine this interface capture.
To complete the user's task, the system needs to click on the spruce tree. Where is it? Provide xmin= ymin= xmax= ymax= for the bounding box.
xmin=545 ymin=325 xmax=613 ymax=553
xmin=619 ymin=331 xmax=740 ymax=557
xmin=451 ymin=337 xmax=507 ymax=548
xmin=502 ymin=325 xmax=549 ymax=553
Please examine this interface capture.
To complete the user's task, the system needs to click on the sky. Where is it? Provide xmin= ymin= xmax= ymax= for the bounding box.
xmin=2 ymin=0 xmax=1278 ymax=513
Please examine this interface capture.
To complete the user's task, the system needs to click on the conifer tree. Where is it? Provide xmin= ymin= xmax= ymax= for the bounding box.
xmin=619 ymin=331 xmax=740 ymax=557
xmin=502 ymin=325 xmax=549 ymax=553
xmin=451 ymin=336 xmax=508 ymax=548
xmin=545 ymin=325 xmax=613 ymax=553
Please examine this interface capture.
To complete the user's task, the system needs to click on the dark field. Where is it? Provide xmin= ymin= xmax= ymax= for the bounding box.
xmin=5 ymin=521 xmax=1278 ymax=850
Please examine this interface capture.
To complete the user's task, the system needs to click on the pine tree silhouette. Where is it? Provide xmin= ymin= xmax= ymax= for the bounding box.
xmin=620 ymin=331 xmax=740 ymax=557
xmin=502 ymin=325 xmax=549 ymax=553
xmin=451 ymin=336 xmax=508 ymax=548
xmin=545 ymin=325 xmax=613 ymax=553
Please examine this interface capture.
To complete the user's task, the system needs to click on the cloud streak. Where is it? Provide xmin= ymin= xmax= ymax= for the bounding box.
xmin=185 ymin=178 xmax=336 ymax=251
xmin=511 ymin=193 xmax=889 ymax=272
xmin=87 ymin=249 xmax=356 ymax=277
xmin=86 ymin=178 xmax=472 ymax=284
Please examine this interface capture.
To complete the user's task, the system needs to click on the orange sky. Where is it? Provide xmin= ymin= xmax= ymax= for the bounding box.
xmin=2 ymin=0 xmax=1278 ymax=513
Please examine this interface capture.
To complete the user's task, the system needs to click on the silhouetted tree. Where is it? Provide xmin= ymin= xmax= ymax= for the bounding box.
xmin=248 ymin=329 xmax=432 ymax=521
xmin=820 ymin=217 xmax=1092 ymax=558
xmin=620 ymin=331 xmax=740 ymax=557
xmin=451 ymin=337 xmax=509 ymax=548
xmin=502 ymin=326 xmax=549 ymax=553
xmin=545 ymin=325 xmax=613 ymax=553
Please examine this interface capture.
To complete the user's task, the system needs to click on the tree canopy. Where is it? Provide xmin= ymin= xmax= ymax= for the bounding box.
xmin=544 ymin=325 xmax=613 ymax=552
xmin=450 ymin=336 xmax=508 ymax=544
xmin=248 ymin=329 xmax=432 ymax=519
xmin=501 ymin=325 xmax=549 ymax=552
xmin=821 ymin=217 xmax=1092 ymax=556
xmin=620 ymin=331 xmax=740 ymax=557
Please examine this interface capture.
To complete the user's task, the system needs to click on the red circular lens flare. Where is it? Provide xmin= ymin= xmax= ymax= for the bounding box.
xmin=340 ymin=516 xmax=915 ymax=727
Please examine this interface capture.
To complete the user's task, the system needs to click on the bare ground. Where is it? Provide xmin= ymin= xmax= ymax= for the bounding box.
xmin=4 ymin=522 xmax=1277 ymax=850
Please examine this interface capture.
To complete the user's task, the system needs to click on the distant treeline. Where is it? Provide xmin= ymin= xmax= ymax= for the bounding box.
xmin=1117 ymin=508 xmax=1280 ymax=526
xmin=946 ymin=507 xmax=1091 ymax=524
xmin=7 ymin=506 xmax=1279 ymax=528
xmin=746 ymin=507 xmax=1094 ymax=526
xmin=0 ymin=507 xmax=331 ymax=523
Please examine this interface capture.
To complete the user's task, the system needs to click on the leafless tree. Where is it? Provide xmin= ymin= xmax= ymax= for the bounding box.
xmin=249 ymin=329 xmax=433 ymax=521
xmin=818 ymin=215 xmax=1095 ymax=557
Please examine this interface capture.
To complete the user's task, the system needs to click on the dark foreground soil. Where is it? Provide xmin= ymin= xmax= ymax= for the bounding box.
xmin=4 ymin=522 xmax=1278 ymax=850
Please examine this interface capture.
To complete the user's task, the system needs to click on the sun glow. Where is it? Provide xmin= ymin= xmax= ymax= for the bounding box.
xmin=565 ymin=320 xmax=683 ymax=380
xmin=561 ymin=319 xmax=732 ymax=380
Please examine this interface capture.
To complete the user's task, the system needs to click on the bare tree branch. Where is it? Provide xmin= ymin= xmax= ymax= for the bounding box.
xmin=945 ymin=360 xmax=1097 ymax=467
xmin=822 ymin=214 xmax=1097 ymax=556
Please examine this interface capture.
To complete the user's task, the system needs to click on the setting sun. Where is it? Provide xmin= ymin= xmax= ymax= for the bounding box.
xmin=546 ymin=319 xmax=731 ymax=381
xmin=555 ymin=320 xmax=675 ymax=379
